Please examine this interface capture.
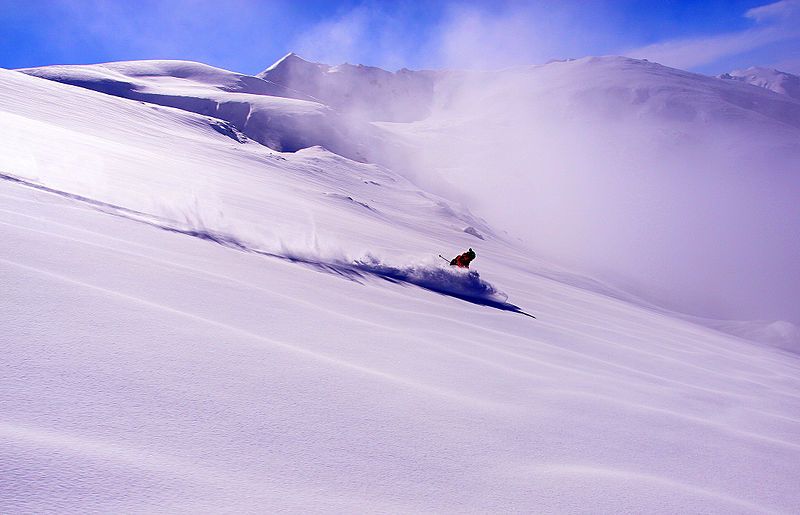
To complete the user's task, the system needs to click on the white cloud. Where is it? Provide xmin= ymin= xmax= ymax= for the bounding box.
xmin=289 ymin=2 xmax=614 ymax=71
xmin=291 ymin=7 xmax=371 ymax=66
xmin=433 ymin=7 xmax=545 ymax=69
xmin=287 ymin=4 xmax=425 ymax=71
xmin=746 ymin=0 xmax=800 ymax=21
xmin=625 ymin=0 xmax=800 ymax=70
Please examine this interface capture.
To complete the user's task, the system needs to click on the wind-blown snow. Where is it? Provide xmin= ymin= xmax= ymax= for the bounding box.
xmin=376 ymin=56 xmax=800 ymax=329
xmin=2 ymin=56 xmax=800 ymax=513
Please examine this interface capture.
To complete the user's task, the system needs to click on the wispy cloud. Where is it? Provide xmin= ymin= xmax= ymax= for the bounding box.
xmin=770 ymin=56 xmax=800 ymax=73
xmin=291 ymin=6 xmax=371 ymax=66
xmin=26 ymin=0 xmax=795 ymax=74
xmin=746 ymin=0 xmax=800 ymax=21
xmin=625 ymin=0 xmax=800 ymax=70
xmin=278 ymin=0 xmax=800 ymax=73
xmin=289 ymin=2 xmax=619 ymax=71
xmin=289 ymin=3 xmax=429 ymax=71
xmin=431 ymin=6 xmax=549 ymax=69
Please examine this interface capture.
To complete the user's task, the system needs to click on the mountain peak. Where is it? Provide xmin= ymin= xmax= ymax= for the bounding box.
xmin=259 ymin=52 xmax=325 ymax=77
xmin=719 ymin=66 xmax=800 ymax=101
xmin=256 ymin=53 xmax=434 ymax=122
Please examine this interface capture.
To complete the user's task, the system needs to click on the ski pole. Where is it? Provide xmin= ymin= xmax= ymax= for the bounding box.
xmin=438 ymin=254 xmax=450 ymax=263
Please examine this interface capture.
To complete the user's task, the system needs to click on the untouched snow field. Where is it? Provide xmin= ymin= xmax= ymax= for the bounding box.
xmin=2 ymin=59 xmax=800 ymax=513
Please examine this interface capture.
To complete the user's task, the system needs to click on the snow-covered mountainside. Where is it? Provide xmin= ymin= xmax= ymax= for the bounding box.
xmin=258 ymin=52 xmax=436 ymax=122
xmin=719 ymin=66 xmax=800 ymax=101
xmin=3 ymin=54 xmax=800 ymax=513
xmin=18 ymin=60 xmax=376 ymax=161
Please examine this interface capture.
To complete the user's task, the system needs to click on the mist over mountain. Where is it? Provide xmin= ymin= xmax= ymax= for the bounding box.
xmin=379 ymin=56 xmax=800 ymax=328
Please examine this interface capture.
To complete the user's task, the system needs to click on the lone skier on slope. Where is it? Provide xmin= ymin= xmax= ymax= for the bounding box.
xmin=450 ymin=248 xmax=476 ymax=268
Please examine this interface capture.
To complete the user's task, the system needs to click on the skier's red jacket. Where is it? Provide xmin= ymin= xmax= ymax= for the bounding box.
xmin=450 ymin=249 xmax=476 ymax=268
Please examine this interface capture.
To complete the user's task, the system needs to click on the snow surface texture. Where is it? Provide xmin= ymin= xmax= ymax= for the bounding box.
xmin=2 ymin=56 xmax=800 ymax=513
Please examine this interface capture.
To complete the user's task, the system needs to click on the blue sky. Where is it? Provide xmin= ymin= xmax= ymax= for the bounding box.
xmin=1 ymin=0 xmax=799 ymax=74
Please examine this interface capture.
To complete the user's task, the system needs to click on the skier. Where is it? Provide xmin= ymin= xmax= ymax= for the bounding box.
xmin=449 ymin=248 xmax=476 ymax=268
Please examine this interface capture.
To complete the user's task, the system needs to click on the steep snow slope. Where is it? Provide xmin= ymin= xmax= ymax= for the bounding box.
xmin=2 ymin=63 xmax=800 ymax=512
xmin=377 ymin=56 xmax=800 ymax=332
xmin=4 ymin=172 xmax=800 ymax=514
xmin=720 ymin=66 xmax=800 ymax=101
xmin=0 ymin=67 xmax=494 ymax=254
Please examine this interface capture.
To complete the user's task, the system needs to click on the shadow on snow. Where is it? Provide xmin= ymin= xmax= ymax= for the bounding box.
xmin=347 ymin=258 xmax=535 ymax=318
xmin=1 ymin=171 xmax=534 ymax=319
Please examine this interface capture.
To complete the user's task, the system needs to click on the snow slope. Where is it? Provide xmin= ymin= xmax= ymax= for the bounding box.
xmin=24 ymin=55 xmax=800 ymax=332
xmin=2 ymin=61 xmax=800 ymax=513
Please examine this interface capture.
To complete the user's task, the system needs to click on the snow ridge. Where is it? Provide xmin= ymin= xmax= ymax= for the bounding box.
xmin=719 ymin=66 xmax=800 ymax=101
xmin=258 ymin=52 xmax=436 ymax=122
xmin=18 ymin=60 xmax=375 ymax=161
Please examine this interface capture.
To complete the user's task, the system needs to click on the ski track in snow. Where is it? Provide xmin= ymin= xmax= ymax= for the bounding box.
xmin=0 ymin=171 xmax=532 ymax=318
